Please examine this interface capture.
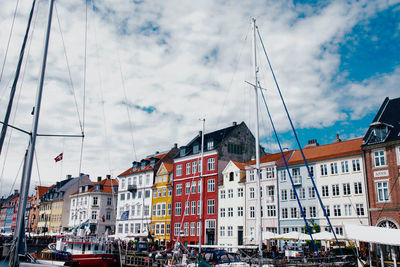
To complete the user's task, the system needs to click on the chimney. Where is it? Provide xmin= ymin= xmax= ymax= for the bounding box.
xmin=199 ymin=131 xmax=202 ymax=136
xmin=155 ymin=151 xmax=159 ymax=154
xmin=14 ymin=189 xmax=18 ymax=195
xmin=335 ymin=134 xmax=342 ymax=143
xmin=97 ymin=176 xmax=102 ymax=182
xmin=66 ymin=174 xmax=72 ymax=179
xmin=79 ymin=173 xmax=85 ymax=177
xmin=304 ymin=139 xmax=319 ymax=148
xmin=232 ymin=121 xmax=237 ymax=126
xmin=283 ymin=147 xmax=289 ymax=152
xmin=174 ymin=143 xmax=178 ymax=148
xmin=106 ymin=174 xmax=111 ymax=179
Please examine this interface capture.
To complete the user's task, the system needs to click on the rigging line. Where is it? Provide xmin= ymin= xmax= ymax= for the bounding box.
xmin=345 ymin=196 xmax=363 ymax=224
xmin=0 ymin=0 xmax=20 ymax=84
xmin=79 ymin=0 xmax=89 ymax=175
xmin=375 ymin=174 xmax=399 ymax=224
xmin=117 ymin=49 xmax=137 ymax=161
xmin=215 ymin=23 xmax=251 ymax=130
xmin=7 ymin=154 xmax=24 ymax=196
xmin=91 ymin=0 xmax=112 ymax=174
xmin=34 ymin=149 xmax=42 ymax=186
xmin=54 ymin=3 xmax=83 ymax=133
xmin=258 ymin=83 xmax=320 ymax=257
xmin=256 ymin=28 xmax=343 ymax=254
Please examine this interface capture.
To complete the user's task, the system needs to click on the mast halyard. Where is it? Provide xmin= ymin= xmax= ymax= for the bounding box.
xmin=252 ymin=18 xmax=263 ymax=267
xmin=10 ymin=0 xmax=56 ymax=266
xmin=198 ymin=118 xmax=205 ymax=254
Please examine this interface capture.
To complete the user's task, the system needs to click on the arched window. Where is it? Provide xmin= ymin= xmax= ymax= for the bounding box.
xmin=229 ymin=172 xmax=234 ymax=181
xmin=377 ymin=219 xmax=398 ymax=229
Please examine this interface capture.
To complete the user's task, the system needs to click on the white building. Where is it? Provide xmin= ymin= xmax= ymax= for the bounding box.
xmin=217 ymin=161 xmax=246 ymax=251
xmin=245 ymin=151 xmax=292 ymax=245
xmin=69 ymin=176 xmax=118 ymax=235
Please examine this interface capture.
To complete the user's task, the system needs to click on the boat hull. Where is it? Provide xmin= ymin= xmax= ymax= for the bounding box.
xmin=70 ymin=254 xmax=117 ymax=267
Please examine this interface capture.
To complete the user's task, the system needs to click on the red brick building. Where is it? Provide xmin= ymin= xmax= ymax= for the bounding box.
xmin=171 ymin=122 xmax=261 ymax=246
xmin=362 ymin=97 xmax=400 ymax=229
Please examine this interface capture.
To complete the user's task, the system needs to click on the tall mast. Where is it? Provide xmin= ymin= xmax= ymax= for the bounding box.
xmin=198 ymin=118 xmax=205 ymax=253
xmin=252 ymin=18 xmax=263 ymax=267
xmin=10 ymin=0 xmax=55 ymax=266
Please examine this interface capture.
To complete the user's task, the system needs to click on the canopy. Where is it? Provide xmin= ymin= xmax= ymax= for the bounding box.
xmin=274 ymin=231 xmax=311 ymax=240
xmin=262 ymin=231 xmax=278 ymax=240
xmin=344 ymin=224 xmax=400 ymax=246
xmin=311 ymin=231 xmax=345 ymax=241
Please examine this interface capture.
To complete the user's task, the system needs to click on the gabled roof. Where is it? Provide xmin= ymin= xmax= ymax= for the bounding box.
xmin=71 ymin=178 xmax=118 ymax=195
xmin=246 ymin=151 xmax=293 ymax=166
xmin=162 ymin=162 xmax=174 ymax=173
xmin=231 ymin=160 xmax=246 ymax=170
xmin=175 ymin=122 xmax=244 ymax=158
xmin=118 ymin=153 xmax=166 ymax=177
xmin=287 ymin=138 xmax=363 ymax=165
xmin=363 ymin=97 xmax=400 ymax=146
xmin=36 ymin=186 xmax=51 ymax=199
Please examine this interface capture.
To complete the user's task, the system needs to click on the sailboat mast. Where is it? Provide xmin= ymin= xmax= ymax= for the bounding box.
xmin=10 ymin=0 xmax=55 ymax=266
xmin=198 ymin=118 xmax=205 ymax=253
xmin=252 ymin=18 xmax=263 ymax=267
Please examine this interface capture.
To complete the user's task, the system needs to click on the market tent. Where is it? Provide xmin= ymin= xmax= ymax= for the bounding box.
xmin=312 ymin=231 xmax=345 ymax=241
xmin=343 ymin=224 xmax=400 ymax=246
xmin=262 ymin=231 xmax=278 ymax=240
xmin=274 ymin=231 xmax=311 ymax=240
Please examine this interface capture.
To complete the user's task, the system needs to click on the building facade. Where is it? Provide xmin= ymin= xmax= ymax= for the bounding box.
xmin=362 ymin=97 xmax=400 ymax=229
xmin=218 ymin=160 xmax=246 ymax=250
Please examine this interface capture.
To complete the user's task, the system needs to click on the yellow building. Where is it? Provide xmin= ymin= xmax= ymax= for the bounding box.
xmin=49 ymin=200 xmax=63 ymax=233
xmin=151 ymin=162 xmax=173 ymax=245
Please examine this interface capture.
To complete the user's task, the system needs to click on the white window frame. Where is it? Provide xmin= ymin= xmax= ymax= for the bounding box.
xmin=207 ymin=158 xmax=215 ymax=171
xmin=373 ymin=150 xmax=386 ymax=168
xmin=376 ymin=180 xmax=390 ymax=203
xmin=207 ymin=179 xmax=215 ymax=192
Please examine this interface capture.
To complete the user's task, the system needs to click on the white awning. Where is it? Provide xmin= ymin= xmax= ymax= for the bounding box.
xmin=311 ymin=231 xmax=345 ymax=241
xmin=274 ymin=231 xmax=311 ymax=240
xmin=343 ymin=224 xmax=400 ymax=246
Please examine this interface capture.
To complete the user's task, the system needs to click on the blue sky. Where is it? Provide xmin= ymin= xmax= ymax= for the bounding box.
xmin=0 ymin=0 xmax=399 ymax=193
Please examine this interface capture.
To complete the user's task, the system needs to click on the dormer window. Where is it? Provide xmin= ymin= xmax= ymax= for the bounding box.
xmin=368 ymin=122 xmax=391 ymax=144
xmin=79 ymin=187 xmax=83 ymax=193
xmin=193 ymin=144 xmax=199 ymax=154
xmin=229 ymin=172 xmax=234 ymax=181
xmin=180 ymin=147 xmax=186 ymax=157
xmin=94 ymin=184 xmax=100 ymax=191
xmin=85 ymin=185 xmax=89 ymax=191
xmin=141 ymin=161 xmax=147 ymax=169
xmin=132 ymin=161 xmax=138 ymax=171
xmin=150 ymin=158 xmax=156 ymax=166
xmin=207 ymin=140 xmax=214 ymax=150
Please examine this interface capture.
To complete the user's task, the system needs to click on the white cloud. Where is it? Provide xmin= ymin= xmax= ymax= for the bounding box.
xmin=0 ymin=0 xmax=398 ymax=196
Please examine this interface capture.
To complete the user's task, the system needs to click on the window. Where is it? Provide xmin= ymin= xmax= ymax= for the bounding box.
xmin=166 ymin=224 xmax=171 ymax=235
xmin=238 ymin=188 xmax=244 ymax=197
xmin=220 ymin=190 xmax=225 ymax=199
xmin=354 ymin=182 xmax=362 ymax=194
xmin=220 ymin=226 xmax=225 ymax=237
xmin=249 ymin=170 xmax=254 ymax=181
xmin=250 ymin=187 xmax=255 ymax=199
xmin=192 ymin=161 xmax=197 ymax=174
xmin=292 ymin=168 xmax=301 ymax=183
xmin=356 ymin=204 xmax=365 ymax=216
xmin=281 ymin=189 xmax=287 ymax=201
xmin=282 ymin=208 xmax=288 ymax=219
xmin=309 ymin=166 xmax=314 ymax=178
xmin=207 ymin=179 xmax=215 ymax=192
xmin=228 ymin=207 xmax=233 ymax=217
xmin=320 ymin=164 xmax=328 ymax=176
xmin=167 ymin=203 xmax=171 ymax=216
xmin=184 ymin=223 xmax=189 ymax=236
xmin=289 ymin=189 xmax=296 ymax=200
xmin=325 ymin=205 xmax=330 ymax=217
xmin=207 ymin=140 xmax=214 ymax=150
xmin=176 ymin=184 xmax=182 ymax=196
xmin=186 ymin=183 xmax=190 ymax=194
xmin=228 ymin=189 xmax=233 ymax=198
xmin=352 ymin=159 xmax=361 ymax=171
xmin=106 ymin=211 xmax=111 ymax=220
xmin=344 ymin=204 xmax=352 ymax=216
xmin=220 ymin=208 xmax=226 ymax=217
xmin=322 ymin=185 xmax=329 ymax=197
xmin=161 ymin=203 xmax=166 ymax=216
xmin=333 ymin=205 xmax=341 ymax=216
xmin=191 ymin=182 xmax=196 ymax=193
xmin=308 ymin=187 xmax=315 ymax=198
xmin=332 ymin=184 xmax=340 ymax=196
xmin=290 ymin=207 xmax=297 ymax=218
xmin=163 ymin=188 xmax=166 ymax=197
xmin=238 ymin=206 xmax=243 ymax=216
xmin=144 ymin=205 xmax=149 ymax=216
xmin=91 ymin=211 xmax=97 ymax=220
xmin=131 ymin=205 xmax=136 ymax=217
xmin=174 ymin=223 xmax=181 ymax=236
xmin=93 ymin=196 xmax=98 ymax=205
xmin=176 ymin=164 xmax=182 ymax=176
xmin=279 ymin=170 xmax=287 ymax=181
xmin=266 ymin=167 xmax=274 ymax=178
xmin=250 ymin=206 xmax=255 ymax=218
xmin=207 ymin=199 xmax=215 ymax=214
xmin=341 ymin=161 xmax=349 ymax=173
xmin=191 ymin=201 xmax=196 ymax=215
xmin=397 ymin=146 xmax=400 ymax=165
xmin=160 ymin=224 xmax=165 ymax=235
xmin=145 ymin=190 xmax=150 ymax=198
xmin=186 ymin=163 xmax=191 ymax=175
xmin=373 ymin=150 xmax=386 ymax=167
xmin=330 ymin=162 xmax=338 ymax=174
xmin=190 ymin=222 xmax=195 ymax=236
xmin=175 ymin=202 xmax=181 ymax=216
xmin=376 ymin=181 xmax=390 ymax=202
xmin=229 ymin=172 xmax=234 ymax=181
xmin=197 ymin=222 xmax=200 ymax=236
xmin=343 ymin=183 xmax=351 ymax=195
xmin=299 ymin=188 xmax=306 ymax=199
xmin=227 ymin=226 xmax=233 ymax=236
xmin=267 ymin=205 xmax=276 ymax=217
xmin=168 ymin=188 xmax=172 ymax=196
xmin=309 ymin=206 xmax=316 ymax=218
xmin=197 ymin=200 xmax=201 ymax=215
xmin=184 ymin=201 xmax=189 ymax=215
xmin=207 ymin=158 xmax=215 ymax=171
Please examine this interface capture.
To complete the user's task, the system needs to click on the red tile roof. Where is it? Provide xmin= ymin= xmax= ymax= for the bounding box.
xmin=118 ymin=153 xmax=167 ymax=177
xmin=231 ymin=160 xmax=246 ymax=170
xmin=36 ymin=186 xmax=51 ymax=199
xmin=246 ymin=151 xmax=293 ymax=166
xmin=287 ymin=138 xmax=363 ymax=165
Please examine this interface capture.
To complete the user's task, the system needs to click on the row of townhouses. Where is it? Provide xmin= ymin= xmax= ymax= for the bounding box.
xmin=0 ymin=97 xmax=399 ymax=250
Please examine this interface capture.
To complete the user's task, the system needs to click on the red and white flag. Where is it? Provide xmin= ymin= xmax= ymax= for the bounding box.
xmin=54 ymin=152 xmax=63 ymax=162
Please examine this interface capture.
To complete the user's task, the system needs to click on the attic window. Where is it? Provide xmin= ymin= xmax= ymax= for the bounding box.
xmin=150 ymin=158 xmax=156 ymax=166
xmin=141 ymin=161 xmax=147 ymax=169
xmin=193 ymin=144 xmax=199 ymax=154
xmin=94 ymin=184 xmax=100 ymax=191
xmin=229 ymin=172 xmax=234 ymax=181
xmin=180 ymin=147 xmax=186 ymax=157
xmin=207 ymin=140 xmax=214 ymax=150
xmin=369 ymin=123 xmax=391 ymax=144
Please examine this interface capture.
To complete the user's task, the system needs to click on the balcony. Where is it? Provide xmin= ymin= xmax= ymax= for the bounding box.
xmin=293 ymin=175 xmax=302 ymax=186
xmin=128 ymin=184 xmax=137 ymax=192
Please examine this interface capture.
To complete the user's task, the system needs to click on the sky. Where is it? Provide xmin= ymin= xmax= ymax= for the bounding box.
xmin=0 ymin=0 xmax=399 ymax=196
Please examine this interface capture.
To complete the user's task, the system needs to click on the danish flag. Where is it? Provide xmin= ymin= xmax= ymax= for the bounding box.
xmin=54 ymin=152 xmax=63 ymax=162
